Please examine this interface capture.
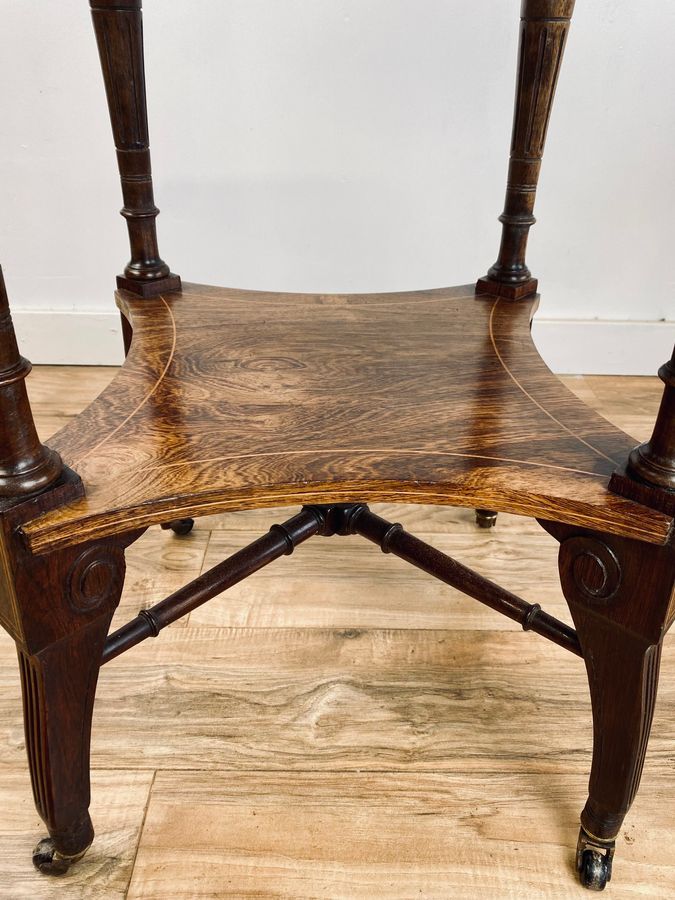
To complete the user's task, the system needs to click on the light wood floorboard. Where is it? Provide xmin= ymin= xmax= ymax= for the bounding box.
xmin=0 ymin=369 xmax=671 ymax=897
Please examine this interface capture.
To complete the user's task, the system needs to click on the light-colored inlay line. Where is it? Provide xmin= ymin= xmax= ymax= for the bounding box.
xmin=128 ymin=446 xmax=606 ymax=480
xmin=488 ymin=299 xmax=619 ymax=466
xmin=70 ymin=290 xmax=611 ymax=483
xmin=75 ymin=296 xmax=177 ymax=464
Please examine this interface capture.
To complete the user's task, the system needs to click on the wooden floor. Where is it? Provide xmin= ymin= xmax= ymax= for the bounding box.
xmin=1 ymin=368 xmax=674 ymax=898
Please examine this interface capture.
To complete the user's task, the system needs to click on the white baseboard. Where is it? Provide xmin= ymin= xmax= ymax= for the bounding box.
xmin=531 ymin=318 xmax=674 ymax=375
xmin=13 ymin=311 xmax=126 ymax=367
xmin=11 ymin=310 xmax=674 ymax=375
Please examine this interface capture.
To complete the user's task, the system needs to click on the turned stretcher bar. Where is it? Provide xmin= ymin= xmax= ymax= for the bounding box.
xmin=101 ymin=504 xmax=581 ymax=665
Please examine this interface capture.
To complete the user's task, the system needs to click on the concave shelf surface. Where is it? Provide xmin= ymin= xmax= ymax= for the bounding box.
xmin=22 ymin=282 xmax=672 ymax=552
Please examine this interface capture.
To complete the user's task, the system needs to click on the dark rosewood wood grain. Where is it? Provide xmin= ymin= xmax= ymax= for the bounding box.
xmin=542 ymin=518 xmax=675 ymax=877
xmin=0 ymin=469 xmax=84 ymax=640
xmin=477 ymin=0 xmax=575 ymax=300
xmin=89 ymin=0 xmax=180 ymax=297
xmin=1 ymin=0 xmax=673 ymax=888
xmin=0 ymin=267 xmax=63 ymax=498
xmin=0 ymin=482 xmax=141 ymax=871
xmin=18 ymin=283 xmax=672 ymax=554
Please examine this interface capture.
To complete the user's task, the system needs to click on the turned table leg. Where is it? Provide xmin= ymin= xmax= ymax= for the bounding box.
xmin=89 ymin=0 xmax=180 ymax=296
xmin=476 ymin=1 xmax=576 ymax=300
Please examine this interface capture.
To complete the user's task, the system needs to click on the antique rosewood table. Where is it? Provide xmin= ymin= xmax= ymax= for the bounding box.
xmin=0 ymin=1 xmax=673 ymax=891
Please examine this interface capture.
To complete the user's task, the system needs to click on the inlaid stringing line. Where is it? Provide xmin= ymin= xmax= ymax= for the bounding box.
xmin=128 ymin=446 xmax=607 ymax=480
xmin=489 ymin=299 xmax=619 ymax=466
xmin=73 ymin=296 xmax=177 ymax=465
xmin=68 ymin=291 xmax=613 ymax=482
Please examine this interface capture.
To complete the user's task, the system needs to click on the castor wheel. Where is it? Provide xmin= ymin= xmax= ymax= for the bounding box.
xmin=576 ymin=829 xmax=614 ymax=891
xmin=32 ymin=838 xmax=86 ymax=876
xmin=579 ymin=850 xmax=610 ymax=891
xmin=161 ymin=517 xmax=195 ymax=536
xmin=475 ymin=508 xmax=498 ymax=529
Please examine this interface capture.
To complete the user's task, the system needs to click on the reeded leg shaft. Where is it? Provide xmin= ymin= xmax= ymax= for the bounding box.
xmin=0 ymin=517 xmax=136 ymax=874
xmin=571 ymin=611 xmax=663 ymax=889
xmin=20 ymin=615 xmax=114 ymax=873
xmin=577 ymin=628 xmax=662 ymax=844
xmin=547 ymin=524 xmax=675 ymax=890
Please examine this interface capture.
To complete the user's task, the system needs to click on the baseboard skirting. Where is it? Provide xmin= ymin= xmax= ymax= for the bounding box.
xmin=14 ymin=311 xmax=126 ymax=367
xmin=530 ymin=318 xmax=674 ymax=375
xmin=11 ymin=309 xmax=674 ymax=375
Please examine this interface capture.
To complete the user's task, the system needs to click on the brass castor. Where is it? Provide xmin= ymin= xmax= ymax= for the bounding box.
xmin=161 ymin=517 xmax=195 ymax=536
xmin=576 ymin=828 xmax=614 ymax=891
xmin=475 ymin=508 xmax=498 ymax=529
xmin=32 ymin=838 xmax=88 ymax=876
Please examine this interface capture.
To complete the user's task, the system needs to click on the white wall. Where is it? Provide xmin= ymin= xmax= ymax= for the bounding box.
xmin=1 ymin=0 xmax=674 ymax=371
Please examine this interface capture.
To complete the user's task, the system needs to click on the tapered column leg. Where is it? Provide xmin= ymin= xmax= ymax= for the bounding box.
xmin=578 ymin=628 xmax=661 ymax=844
xmin=0 ymin=525 xmax=137 ymax=874
xmin=548 ymin=525 xmax=675 ymax=891
xmin=20 ymin=614 xmax=115 ymax=874
xmin=571 ymin=612 xmax=662 ymax=889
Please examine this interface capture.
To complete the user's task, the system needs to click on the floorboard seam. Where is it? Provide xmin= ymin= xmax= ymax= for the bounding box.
xmin=125 ymin=769 xmax=156 ymax=900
